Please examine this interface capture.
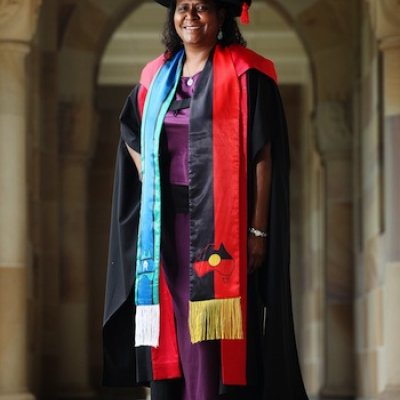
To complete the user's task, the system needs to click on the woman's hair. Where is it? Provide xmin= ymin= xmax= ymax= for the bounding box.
xmin=162 ymin=1 xmax=247 ymax=57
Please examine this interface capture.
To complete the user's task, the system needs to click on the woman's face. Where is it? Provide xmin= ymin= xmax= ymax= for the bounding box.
xmin=174 ymin=0 xmax=224 ymax=49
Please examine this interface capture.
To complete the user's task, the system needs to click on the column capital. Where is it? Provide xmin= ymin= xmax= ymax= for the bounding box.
xmin=315 ymin=101 xmax=352 ymax=159
xmin=0 ymin=0 xmax=42 ymax=45
xmin=366 ymin=0 xmax=400 ymax=49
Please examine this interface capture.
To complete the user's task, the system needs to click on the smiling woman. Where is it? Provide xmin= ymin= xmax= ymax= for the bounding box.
xmin=174 ymin=0 xmax=222 ymax=51
xmin=102 ymin=0 xmax=310 ymax=399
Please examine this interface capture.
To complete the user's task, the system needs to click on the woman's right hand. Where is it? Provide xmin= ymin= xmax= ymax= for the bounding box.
xmin=247 ymin=234 xmax=267 ymax=274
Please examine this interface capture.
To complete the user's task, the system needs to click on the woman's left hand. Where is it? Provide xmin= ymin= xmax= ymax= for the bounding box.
xmin=247 ymin=235 xmax=267 ymax=274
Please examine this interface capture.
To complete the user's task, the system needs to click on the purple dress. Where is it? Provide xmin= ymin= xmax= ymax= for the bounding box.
xmin=155 ymin=72 xmax=221 ymax=400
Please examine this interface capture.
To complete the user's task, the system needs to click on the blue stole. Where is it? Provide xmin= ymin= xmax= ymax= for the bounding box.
xmin=135 ymin=49 xmax=184 ymax=346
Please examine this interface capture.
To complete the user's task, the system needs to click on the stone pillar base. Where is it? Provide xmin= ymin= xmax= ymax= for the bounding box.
xmin=0 ymin=393 xmax=35 ymax=400
xmin=380 ymin=386 xmax=400 ymax=400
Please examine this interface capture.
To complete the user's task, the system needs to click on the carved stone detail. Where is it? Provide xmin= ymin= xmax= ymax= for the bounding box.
xmin=366 ymin=0 xmax=400 ymax=47
xmin=0 ymin=0 xmax=41 ymax=43
xmin=315 ymin=101 xmax=352 ymax=157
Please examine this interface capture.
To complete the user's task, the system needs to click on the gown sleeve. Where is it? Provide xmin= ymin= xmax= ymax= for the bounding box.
xmin=245 ymin=69 xmax=309 ymax=399
xmin=102 ymin=85 xmax=143 ymax=386
xmin=246 ymin=68 xmax=290 ymax=226
xmin=247 ymin=68 xmax=288 ymax=163
xmin=120 ymin=84 xmax=142 ymax=153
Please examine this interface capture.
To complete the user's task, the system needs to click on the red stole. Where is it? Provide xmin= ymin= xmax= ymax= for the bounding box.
xmin=137 ymin=45 xmax=277 ymax=385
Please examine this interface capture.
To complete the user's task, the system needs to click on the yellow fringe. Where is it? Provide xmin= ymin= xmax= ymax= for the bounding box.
xmin=189 ymin=297 xmax=243 ymax=343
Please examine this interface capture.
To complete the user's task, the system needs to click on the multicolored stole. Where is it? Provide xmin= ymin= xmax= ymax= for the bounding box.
xmin=135 ymin=44 xmax=276 ymax=384
xmin=135 ymin=48 xmax=185 ymax=346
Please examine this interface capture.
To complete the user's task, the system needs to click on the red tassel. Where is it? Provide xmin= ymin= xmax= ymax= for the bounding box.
xmin=240 ymin=2 xmax=249 ymax=25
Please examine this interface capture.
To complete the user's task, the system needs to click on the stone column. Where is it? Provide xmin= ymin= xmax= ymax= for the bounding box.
xmin=57 ymin=61 xmax=96 ymax=397
xmin=58 ymin=153 xmax=94 ymax=399
xmin=316 ymin=102 xmax=354 ymax=398
xmin=366 ymin=1 xmax=400 ymax=398
xmin=0 ymin=1 xmax=41 ymax=399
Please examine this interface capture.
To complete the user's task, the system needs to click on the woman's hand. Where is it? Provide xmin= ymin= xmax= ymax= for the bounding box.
xmin=247 ymin=234 xmax=267 ymax=274
xmin=126 ymin=143 xmax=142 ymax=181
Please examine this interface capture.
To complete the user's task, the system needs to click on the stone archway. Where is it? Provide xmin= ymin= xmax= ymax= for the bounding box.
xmin=51 ymin=0 xmax=357 ymax=398
xmin=0 ymin=0 xmax=362 ymax=398
xmin=91 ymin=1 xmax=316 ymax=399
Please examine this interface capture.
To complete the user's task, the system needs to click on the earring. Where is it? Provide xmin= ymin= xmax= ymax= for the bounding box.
xmin=217 ymin=27 xmax=223 ymax=41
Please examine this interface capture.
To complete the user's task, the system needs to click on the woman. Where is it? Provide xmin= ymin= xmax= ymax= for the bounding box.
xmin=103 ymin=0 xmax=309 ymax=399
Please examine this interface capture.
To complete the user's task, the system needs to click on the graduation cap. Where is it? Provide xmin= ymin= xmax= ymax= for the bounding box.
xmin=154 ymin=0 xmax=252 ymax=24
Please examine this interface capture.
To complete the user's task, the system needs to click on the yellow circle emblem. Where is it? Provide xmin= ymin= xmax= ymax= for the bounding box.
xmin=208 ymin=254 xmax=221 ymax=267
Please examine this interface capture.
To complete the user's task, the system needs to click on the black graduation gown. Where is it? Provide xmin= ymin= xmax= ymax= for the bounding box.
xmin=102 ymin=68 xmax=309 ymax=400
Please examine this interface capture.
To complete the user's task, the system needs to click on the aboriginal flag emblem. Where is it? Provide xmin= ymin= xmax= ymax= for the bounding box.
xmin=193 ymin=243 xmax=234 ymax=282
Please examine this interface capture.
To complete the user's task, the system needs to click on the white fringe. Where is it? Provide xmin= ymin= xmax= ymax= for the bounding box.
xmin=135 ymin=304 xmax=160 ymax=347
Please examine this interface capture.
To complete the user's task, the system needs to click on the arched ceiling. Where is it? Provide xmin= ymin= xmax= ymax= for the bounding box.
xmin=98 ymin=0 xmax=309 ymax=85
